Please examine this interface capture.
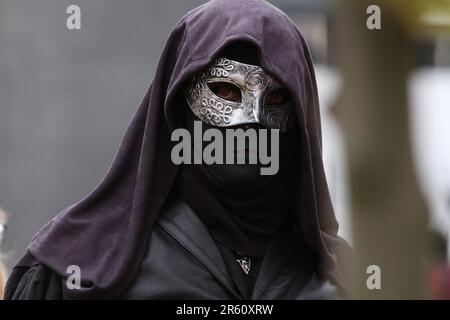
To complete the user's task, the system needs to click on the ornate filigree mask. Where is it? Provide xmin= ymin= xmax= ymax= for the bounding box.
xmin=184 ymin=57 xmax=294 ymax=132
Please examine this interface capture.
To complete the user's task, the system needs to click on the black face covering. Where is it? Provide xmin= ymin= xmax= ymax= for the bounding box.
xmin=176 ymin=42 xmax=298 ymax=257
xmin=176 ymin=136 xmax=297 ymax=257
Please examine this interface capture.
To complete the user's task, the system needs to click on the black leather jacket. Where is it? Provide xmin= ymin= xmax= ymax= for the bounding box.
xmin=5 ymin=196 xmax=338 ymax=300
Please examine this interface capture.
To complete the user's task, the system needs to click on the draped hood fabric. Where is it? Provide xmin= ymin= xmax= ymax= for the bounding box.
xmin=15 ymin=0 xmax=351 ymax=299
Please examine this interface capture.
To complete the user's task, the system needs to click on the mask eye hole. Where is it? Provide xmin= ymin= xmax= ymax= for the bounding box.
xmin=266 ymin=88 xmax=292 ymax=106
xmin=207 ymin=82 xmax=242 ymax=103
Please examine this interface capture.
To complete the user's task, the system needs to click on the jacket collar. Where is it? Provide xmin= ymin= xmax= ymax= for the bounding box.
xmin=158 ymin=195 xmax=242 ymax=298
xmin=158 ymin=193 xmax=306 ymax=299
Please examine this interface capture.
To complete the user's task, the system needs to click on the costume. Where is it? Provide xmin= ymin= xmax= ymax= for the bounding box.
xmin=5 ymin=0 xmax=350 ymax=300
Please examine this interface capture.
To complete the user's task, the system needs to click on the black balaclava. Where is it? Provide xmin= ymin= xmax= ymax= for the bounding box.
xmin=176 ymin=42 xmax=298 ymax=258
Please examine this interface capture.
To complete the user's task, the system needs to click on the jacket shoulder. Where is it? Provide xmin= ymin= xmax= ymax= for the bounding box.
xmin=4 ymin=263 xmax=62 ymax=300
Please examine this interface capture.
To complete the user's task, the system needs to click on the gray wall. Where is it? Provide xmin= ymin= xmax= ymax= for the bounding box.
xmin=0 ymin=0 xmax=206 ymax=268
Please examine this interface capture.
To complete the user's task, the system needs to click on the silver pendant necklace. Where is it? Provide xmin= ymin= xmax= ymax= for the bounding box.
xmin=236 ymin=256 xmax=251 ymax=275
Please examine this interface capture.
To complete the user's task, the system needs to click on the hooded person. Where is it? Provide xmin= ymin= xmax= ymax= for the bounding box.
xmin=5 ymin=0 xmax=351 ymax=300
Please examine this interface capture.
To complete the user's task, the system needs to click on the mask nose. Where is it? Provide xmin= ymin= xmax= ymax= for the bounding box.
xmin=240 ymin=99 xmax=266 ymax=130
xmin=240 ymin=96 xmax=255 ymax=121
xmin=240 ymin=98 xmax=265 ymax=130
xmin=252 ymin=97 xmax=264 ymax=124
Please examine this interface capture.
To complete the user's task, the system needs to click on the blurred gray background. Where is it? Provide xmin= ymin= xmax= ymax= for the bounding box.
xmin=0 ymin=0 xmax=211 ymax=268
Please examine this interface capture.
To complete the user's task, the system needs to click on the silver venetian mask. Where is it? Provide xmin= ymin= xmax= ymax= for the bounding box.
xmin=184 ymin=57 xmax=294 ymax=132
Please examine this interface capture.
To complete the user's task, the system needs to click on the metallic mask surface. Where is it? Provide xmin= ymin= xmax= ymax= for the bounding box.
xmin=184 ymin=58 xmax=294 ymax=132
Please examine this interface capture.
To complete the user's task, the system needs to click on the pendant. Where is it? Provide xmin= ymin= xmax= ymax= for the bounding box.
xmin=236 ymin=256 xmax=251 ymax=275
